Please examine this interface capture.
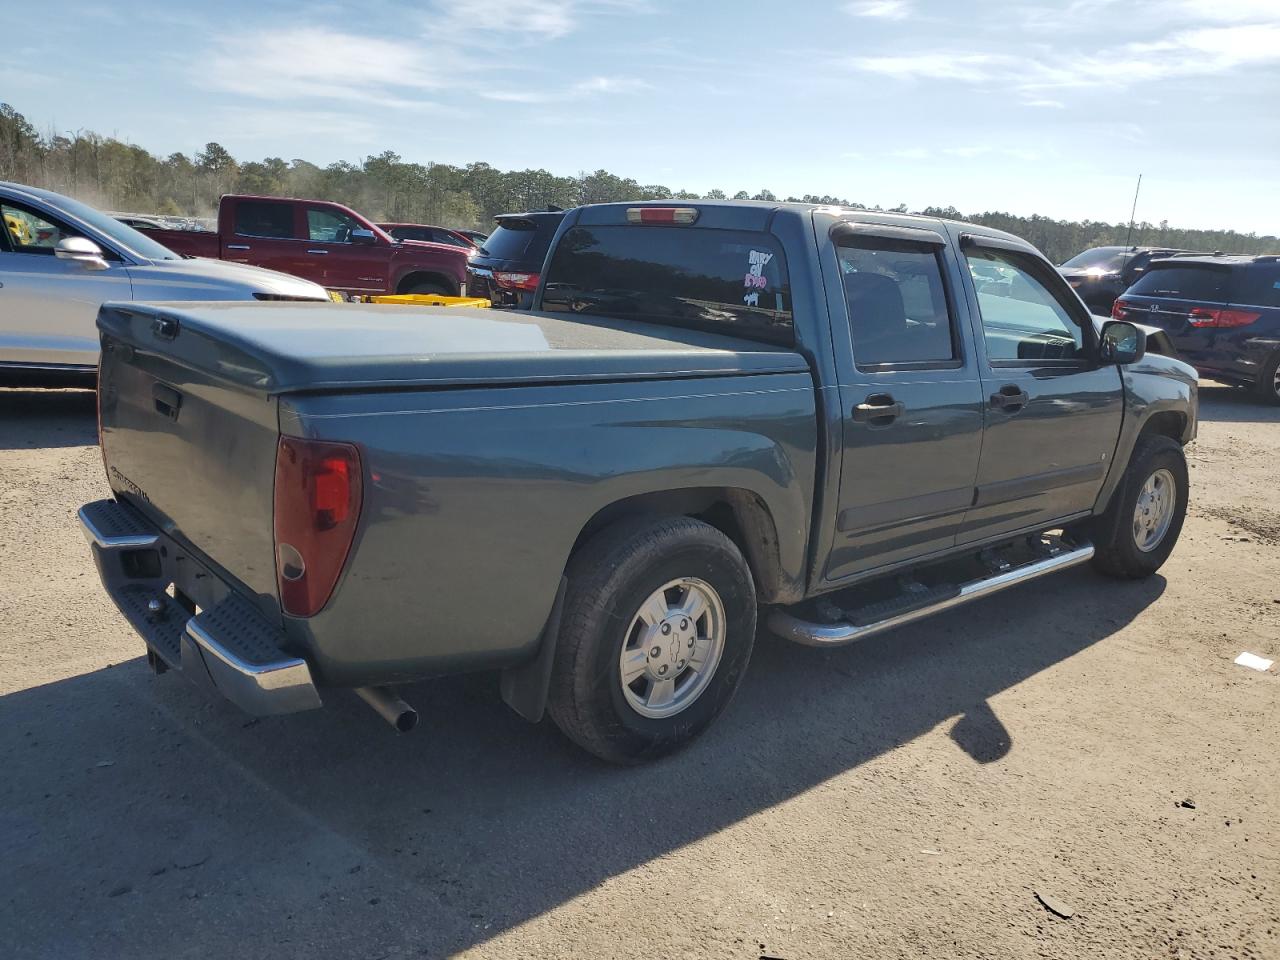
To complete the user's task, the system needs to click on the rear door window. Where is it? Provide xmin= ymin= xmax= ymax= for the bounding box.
xmin=838 ymin=237 xmax=956 ymax=366
xmin=1127 ymin=265 xmax=1229 ymax=301
xmin=1236 ymin=265 xmax=1280 ymax=308
xmin=234 ymin=201 xmax=296 ymax=239
xmin=540 ymin=225 xmax=793 ymax=345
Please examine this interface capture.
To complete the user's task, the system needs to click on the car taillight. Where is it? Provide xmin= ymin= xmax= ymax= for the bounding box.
xmin=1112 ymin=299 xmax=1130 ymax=320
xmin=626 ymin=206 xmax=699 ymax=224
xmin=493 ymin=271 xmax=540 ymax=291
xmin=1188 ymin=307 xmax=1261 ymax=328
xmin=273 ymin=437 xmax=363 ymax=618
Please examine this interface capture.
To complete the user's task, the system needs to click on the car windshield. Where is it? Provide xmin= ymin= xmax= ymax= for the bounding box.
xmin=1060 ymin=247 xmax=1127 ymax=271
xmin=45 ymin=191 xmax=181 ymax=260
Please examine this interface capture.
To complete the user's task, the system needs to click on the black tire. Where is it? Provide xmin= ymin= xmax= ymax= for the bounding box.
xmin=1087 ymin=434 xmax=1188 ymax=579
xmin=1250 ymin=351 xmax=1280 ymax=406
xmin=402 ymin=281 xmax=451 ymax=296
xmin=547 ymin=516 xmax=757 ymax=764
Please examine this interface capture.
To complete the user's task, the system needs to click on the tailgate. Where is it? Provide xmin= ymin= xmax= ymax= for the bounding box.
xmin=97 ymin=303 xmax=281 ymax=619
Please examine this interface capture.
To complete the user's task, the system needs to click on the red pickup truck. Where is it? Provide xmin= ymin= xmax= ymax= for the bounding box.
xmin=141 ymin=195 xmax=470 ymax=297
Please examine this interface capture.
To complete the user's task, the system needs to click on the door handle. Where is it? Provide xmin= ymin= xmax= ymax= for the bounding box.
xmin=306 ymin=249 xmax=329 ymax=255
xmin=152 ymin=382 xmax=182 ymax=421
xmin=852 ymin=394 xmax=905 ymax=424
xmin=226 ymin=244 xmax=251 ymax=251
xmin=990 ymin=385 xmax=1030 ymax=411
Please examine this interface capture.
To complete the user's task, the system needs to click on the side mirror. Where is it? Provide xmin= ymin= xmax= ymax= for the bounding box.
xmin=54 ymin=236 xmax=109 ymax=270
xmin=350 ymin=228 xmax=376 ymax=246
xmin=1100 ymin=320 xmax=1146 ymax=365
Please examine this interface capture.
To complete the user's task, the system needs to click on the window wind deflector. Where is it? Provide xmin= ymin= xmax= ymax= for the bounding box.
xmin=831 ymin=221 xmax=945 ymax=248
xmin=959 ymin=232 xmax=1033 ymax=255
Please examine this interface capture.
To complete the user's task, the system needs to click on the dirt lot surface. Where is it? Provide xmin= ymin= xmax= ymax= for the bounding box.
xmin=1 ymin=383 xmax=1276 ymax=960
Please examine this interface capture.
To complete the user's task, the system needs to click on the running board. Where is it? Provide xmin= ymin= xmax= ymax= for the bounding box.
xmin=769 ymin=542 xmax=1095 ymax=647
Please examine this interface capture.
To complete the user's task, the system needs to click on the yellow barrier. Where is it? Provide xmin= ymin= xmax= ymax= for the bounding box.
xmin=359 ymin=294 xmax=490 ymax=308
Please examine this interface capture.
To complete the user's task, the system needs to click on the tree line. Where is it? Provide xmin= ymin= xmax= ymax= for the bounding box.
xmin=2 ymin=103 xmax=1275 ymax=263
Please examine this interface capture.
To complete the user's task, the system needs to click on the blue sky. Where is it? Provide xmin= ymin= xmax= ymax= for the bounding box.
xmin=5 ymin=0 xmax=1278 ymax=233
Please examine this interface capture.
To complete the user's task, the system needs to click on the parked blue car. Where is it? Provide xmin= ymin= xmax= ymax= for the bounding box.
xmin=1114 ymin=254 xmax=1280 ymax=404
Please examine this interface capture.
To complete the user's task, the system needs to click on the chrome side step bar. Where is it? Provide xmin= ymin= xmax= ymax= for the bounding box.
xmin=769 ymin=542 xmax=1095 ymax=647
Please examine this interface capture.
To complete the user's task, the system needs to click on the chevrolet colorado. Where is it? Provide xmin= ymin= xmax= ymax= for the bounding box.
xmin=80 ymin=201 xmax=1197 ymax=763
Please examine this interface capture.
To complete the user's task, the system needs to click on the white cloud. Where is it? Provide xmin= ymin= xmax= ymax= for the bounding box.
xmin=849 ymin=20 xmax=1280 ymax=94
xmin=849 ymin=53 xmax=1006 ymax=82
xmin=844 ymin=0 xmax=913 ymax=20
xmin=198 ymin=28 xmax=455 ymax=107
xmin=481 ymin=74 xmax=650 ymax=102
xmin=1173 ymin=0 xmax=1279 ymax=21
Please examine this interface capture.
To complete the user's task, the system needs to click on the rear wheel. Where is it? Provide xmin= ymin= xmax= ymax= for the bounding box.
xmin=547 ymin=516 xmax=757 ymax=764
xmin=1251 ymin=351 xmax=1280 ymax=406
xmin=1087 ymin=434 xmax=1188 ymax=579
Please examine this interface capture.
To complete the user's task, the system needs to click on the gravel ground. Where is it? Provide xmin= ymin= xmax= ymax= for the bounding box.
xmin=1 ymin=383 xmax=1276 ymax=960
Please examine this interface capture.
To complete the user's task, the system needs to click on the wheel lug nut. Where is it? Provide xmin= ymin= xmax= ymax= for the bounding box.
xmin=680 ymin=618 xmax=688 ymax=630
xmin=677 ymin=660 xmax=685 ymax=669
xmin=688 ymin=638 xmax=694 ymax=648
xmin=650 ymin=646 xmax=661 ymax=658
xmin=658 ymin=665 xmax=668 ymax=674
xmin=661 ymin=623 xmax=671 ymax=635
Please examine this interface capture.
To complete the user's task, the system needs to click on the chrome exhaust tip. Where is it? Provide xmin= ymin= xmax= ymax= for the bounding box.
xmin=354 ymin=685 xmax=418 ymax=732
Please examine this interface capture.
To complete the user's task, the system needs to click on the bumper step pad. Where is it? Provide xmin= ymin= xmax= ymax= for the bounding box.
xmin=79 ymin=498 xmax=321 ymax=717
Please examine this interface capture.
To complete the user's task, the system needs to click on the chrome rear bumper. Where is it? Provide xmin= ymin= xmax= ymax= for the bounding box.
xmin=79 ymin=499 xmax=321 ymax=716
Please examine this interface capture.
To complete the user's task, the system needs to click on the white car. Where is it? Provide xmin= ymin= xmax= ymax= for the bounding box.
xmin=1 ymin=182 xmax=329 ymax=373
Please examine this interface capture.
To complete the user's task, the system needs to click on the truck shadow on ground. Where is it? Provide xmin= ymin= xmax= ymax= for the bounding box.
xmin=1196 ymin=383 xmax=1280 ymax=424
xmin=2 ymin=569 xmax=1165 ymax=959
xmin=0 ymin=387 xmax=97 ymax=450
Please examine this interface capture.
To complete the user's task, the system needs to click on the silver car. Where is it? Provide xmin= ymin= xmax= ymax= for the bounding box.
xmin=1 ymin=182 xmax=329 ymax=372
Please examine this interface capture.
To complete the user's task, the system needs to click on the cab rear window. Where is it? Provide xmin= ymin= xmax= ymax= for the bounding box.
xmin=540 ymin=225 xmax=793 ymax=345
xmin=1128 ymin=265 xmax=1229 ymax=301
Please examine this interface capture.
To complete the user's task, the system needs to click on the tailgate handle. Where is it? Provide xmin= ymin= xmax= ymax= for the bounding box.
xmin=151 ymin=316 xmax=179 ymax=340
xmin=152 ymin=383 xmax=183 ymax=421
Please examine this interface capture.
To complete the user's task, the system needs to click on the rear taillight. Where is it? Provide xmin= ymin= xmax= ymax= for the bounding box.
xmin=1189 ymin=307 xmax=1261 ymax=328
xmin=273 ymin=437 xmax=363 ymax=618
xmin=493 ymin=271 xmax=540 ymax=291
xmin=1112 ymin=299 xmax=1130 ymax=320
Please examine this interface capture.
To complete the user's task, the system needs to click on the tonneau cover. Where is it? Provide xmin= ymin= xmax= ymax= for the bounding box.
xmin=98 ymin=301 xmax=808 ymax=394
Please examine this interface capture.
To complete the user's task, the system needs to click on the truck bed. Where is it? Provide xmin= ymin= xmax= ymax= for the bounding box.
xmin=98 ymin=301 xmax=810 ymax=393
xmin=137 ymin=227 xmax=221 ymax=259
xmin=95 ymin=301 xmax=817 ymax=685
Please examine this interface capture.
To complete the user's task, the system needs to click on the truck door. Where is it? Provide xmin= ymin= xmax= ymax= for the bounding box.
xmin=224 ymin=199 xmax=305 ymax=278
xmin=822 ymin=222 xmax=986 ymax=581
xmin=955 ymin=234 xmax=1123 ymax=543
xmin=301 ymin=205 xmax=389 ymax=295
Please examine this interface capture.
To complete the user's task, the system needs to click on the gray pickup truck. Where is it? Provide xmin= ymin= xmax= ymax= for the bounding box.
xmin=80 ymin=201 xmax=1197 ymax=763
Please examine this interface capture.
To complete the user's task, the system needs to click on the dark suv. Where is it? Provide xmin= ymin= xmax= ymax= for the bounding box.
xmin=1059 ymin=246 xmax=1195 ymax=313
xmin=466 ymin=210 xmax=565 ymax=308
xmin=1114 ymin=254 xmax=1280 ymax=404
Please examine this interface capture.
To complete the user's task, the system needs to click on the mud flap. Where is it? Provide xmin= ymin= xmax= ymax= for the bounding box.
xmin=499 ymin=576 xmax=567 ymax=723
